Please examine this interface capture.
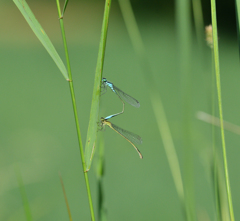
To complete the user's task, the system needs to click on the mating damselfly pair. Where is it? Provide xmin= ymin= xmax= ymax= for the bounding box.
xmin=100 ymin=78 xmax=143 ymax=159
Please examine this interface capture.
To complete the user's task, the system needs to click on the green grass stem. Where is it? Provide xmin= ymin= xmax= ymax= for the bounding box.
xmin=211 ymin=45 xmax=221 ymax=221
xmin=118 ymin=0 xmax=185 ymax=215
xmin=192 ymin=0 xmax=204 ymax=49
xmin=150 ymin=92 xmax=184 ymax=201
xmin=15 ymin=165 xmax=33 ymax=221
xmin=56 ymin=1 xmax=95 ymax=220
xmin=84 ymin=0 xmax=112 ymax=171
xmin=210 ymin=0 xmax=235 ymax=220
xmin=176 ymin=0 xmax=195 ymax=220
xmin=197 ymin=111 xmax=240 ymax=135
xmin=61 ymin=0 xmax=69 ymax=17
xmin=13 ymin=0 xmax=68 ymax=80
xmin=234 ymin=0 xmax=240 ymax=55
xmin=214 ymin=155 xmax=231 ymax=221
xmin=96 ymin=137 xmax=107 ymax=221
xmin=59 ymin=172 xmax=73 ymax=221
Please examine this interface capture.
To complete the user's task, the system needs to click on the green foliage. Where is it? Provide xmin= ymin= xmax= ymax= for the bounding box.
xmin=3 ymin=0 xmax=240 ymax=220
xmin=84 ymin=0 xmax=112 ymax=171
xmin=13 ymin=0 xmax=68 ymax=80
xmin=16 ymin=166 xmax=33 ymax=221
xmin=211 ymin=0 xmax=235 ymax=219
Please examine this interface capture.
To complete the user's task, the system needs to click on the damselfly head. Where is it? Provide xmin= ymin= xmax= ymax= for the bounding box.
xmin=101 ymin=79 xmax=107 ymax=95
xmin=97 ymin=118 xmax=105 ymax=131
xmin=100 ymin=117 xmax=108 ymax=126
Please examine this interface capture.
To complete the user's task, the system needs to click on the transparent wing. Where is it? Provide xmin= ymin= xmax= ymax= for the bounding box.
xmin=113 ymin=85 xmax=140 ymax=108
xmin=101 ymin=81 xmax=108 ymax=95
xmin=111 ymin=123 xmax=142 ymax=145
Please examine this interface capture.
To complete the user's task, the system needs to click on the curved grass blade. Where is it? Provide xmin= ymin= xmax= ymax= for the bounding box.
xmin=118 ymin=0 xmax=185 ymax=216
xmin=13 ymin=0 xmax=68 ymax=80
xmin=55 ymin=1 xmax=95 ymax=219
xmin=96 ymin=137 xmax=107 ymax=221
xmin=211 ymin=0 xmax=235 ymax=219
xmin=61 ymin=0 xmax=69 ymax=18
xmin=84 ymin=0 xmax=112 ymax=171
xmin=15 ymin=165 xmax=33 ymax=221
xmin=235 ymin=0 xmax=240 ymax=57
xmin=59 ymin=172 xmax=72 ymax=221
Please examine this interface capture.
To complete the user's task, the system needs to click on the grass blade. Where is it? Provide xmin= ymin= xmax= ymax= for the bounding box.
xmin=96 ymin=138 xmax=107 ymax=221
xmin=84 ymin=0 xmax=112 ymax=171
xmin=197 ymin=111 xmax=240 ymax=135
xmin=176 ymin=0 xmax=196 ymax=220
xmin=15 ymin=166 xmax=33 ymax=221
xmin=13 ymin=0 xmax=68 ymax=80
xmin=192 ymin=0 xmax=204 ymax=49
xmin=204 ymin=24 xmax=221 ymax=221
xmin=118 ymin=0 xmax=185 ymax=217
xmin=61 ymin=0 xmax=69 ymax=18
xmin=210 ymin=0 xmax=235 ymax=220
xmin=55 ymin=1 xmax=95 ymax=220
xmin=210 ymin=153 xmax=231 ymax=221
xmin=235 ymin=0 xmax=240 ymax=56
xmin=59 ymin=172 xmax=72 ymax=221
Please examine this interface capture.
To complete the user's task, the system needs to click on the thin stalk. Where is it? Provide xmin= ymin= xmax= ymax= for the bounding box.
xmin=192 ymin=0 xmax=204 ymax=48
xmin=176 ymin=0 xmax=195 ymax=220
xmin=211 ymin=47 xmax=221 ymax=221
xmin=59 ymin=172 xmax=73 ymax=221
xmin=84 ymin=0 xmax=112 ymax=171
xmin=15 ymin=166 xmax=33 ymax=221
xmin=96 ymin=137 xmax=107 ymax=221
xmin=234 ymin=0 xmax=240 ymax=56
xmin=210 ymin=0 xmax=235 ymax=220
xmin=118 ymin=0 xmax=185 ymax=217
xmin=56 ymin=1 xmax=95 ymax=220
xmin=197 ymin=111 xmax=240 ymax=135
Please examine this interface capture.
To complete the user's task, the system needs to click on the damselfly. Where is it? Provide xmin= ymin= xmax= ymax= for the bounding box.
xmin=100 ymin=117 xmax=143 ymax=159
xmin=102 ymin=78 xmax=140 ymax=120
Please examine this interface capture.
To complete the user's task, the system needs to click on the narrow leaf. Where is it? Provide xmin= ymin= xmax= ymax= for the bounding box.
xmin=211 ymin=0 xmax=235 ymax=219
xmin=235 ymin=0 xmax=240 ymax=57
xmin=84 ymin=0 xmax=112 ymax=171
xmin=61 ymin=0 xmax=70 ymax=18
xmin=59 ymin=172 xmax=73 ymax=221
xmin=15 ymin=166 xmax=33 ymax=221
xmin=13 ymin=0 xmax=68 ymax=80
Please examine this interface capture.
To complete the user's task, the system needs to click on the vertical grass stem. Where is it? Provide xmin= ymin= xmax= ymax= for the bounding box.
xmin=56 ymin=1 xmax=95 ymax=220
xmin=118 ymin=0 xmax=185 ymax=217
xmin=210 ymin=1 xmax=235 ymax=220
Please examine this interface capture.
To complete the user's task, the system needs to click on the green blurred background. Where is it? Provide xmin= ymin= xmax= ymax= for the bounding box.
xmin=1 ymin=0 xmax=240 ymax=220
